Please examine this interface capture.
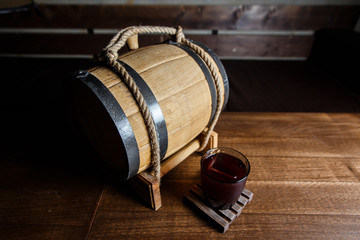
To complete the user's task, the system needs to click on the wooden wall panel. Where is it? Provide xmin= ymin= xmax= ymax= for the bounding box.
xmin=190 ymin=35 xmax=313 ymax=58
xmin=0 ymin=33 xmax=313 ymax=58
xmin=0 ymin=5 xmax=359 ymax=30
xmin=0 ymin=4 xmax=358 ymax=58
xmin=0 ymin=0 xmax=32 ymax=9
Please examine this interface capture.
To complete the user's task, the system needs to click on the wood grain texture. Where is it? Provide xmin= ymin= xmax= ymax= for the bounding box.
xmin=166 ymin=154 xmax=360 ymax=183
xmin=2 ymin=112 xmax=360 ymax=239
xmin=0 ymin=161 xmax=104 ymax=240
xmin=191 ymin=34 xmax=313 ymax=58
xmin=87 ymin=180 xmax=360 ymax=239
xmin=245 ymin=181 xmax=360 ymax=215
xmin=0 ymin=5 xmax=359 ymax=30
xmin=0 ymin=33 xmax=314 ymax=58
xmin=1 ymin=4 xmax=358 ymax=59
xmin=85 ymin=112 xmax=360 ymax=239
xmin=215 ymin=112 xmax=360 ymax=158
xmin=129 ymin=171 xmax=162 ymax=210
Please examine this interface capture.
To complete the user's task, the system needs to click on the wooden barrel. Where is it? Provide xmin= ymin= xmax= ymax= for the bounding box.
xmin=73 ymin=40 xmax=229 ymax=181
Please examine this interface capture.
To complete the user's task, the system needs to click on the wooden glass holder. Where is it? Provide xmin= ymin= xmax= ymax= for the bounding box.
xmin=129 ymin=131 xmax=218 ymax=210
xmin=184 ymin=184 xmax=253 ymax=233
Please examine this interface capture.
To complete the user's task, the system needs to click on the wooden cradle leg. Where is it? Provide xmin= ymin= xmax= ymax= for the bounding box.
xmin=129 ymin=131 xmax=218 ymax=210
xmin=129 ymin=171 xmax=162 ymax=211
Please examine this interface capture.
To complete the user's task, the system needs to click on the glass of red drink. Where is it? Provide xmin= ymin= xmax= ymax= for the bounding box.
xmin=201 ymin=147 xmax=251 ymax=210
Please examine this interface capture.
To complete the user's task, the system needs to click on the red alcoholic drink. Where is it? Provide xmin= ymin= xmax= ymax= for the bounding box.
xmin=201 ymin=148 xmax=250 ymax=209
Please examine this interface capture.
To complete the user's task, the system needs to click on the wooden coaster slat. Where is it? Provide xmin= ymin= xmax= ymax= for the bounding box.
xmin=238 ymin=195 xmax=249 ymax=207
xmin=241 ymin=188 xmax=253 ymax=201
xmin=230 ymin=202 xmax=243 ymax=213
xmin=185 ymin=191 xmax=231 ymax=232
xmin=184 ymin=184 xmax=253 ymax=233
xmin=191 ymin=184 xmax=238 ymax=222
xmin=218 ymin=209 xmax=237 ymax=222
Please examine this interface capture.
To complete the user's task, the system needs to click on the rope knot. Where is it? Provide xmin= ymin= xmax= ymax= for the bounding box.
xmin=105 ymin=49 xmax=118 ymax=64
xmin=175 ymin=26 xmax=185 ymax=43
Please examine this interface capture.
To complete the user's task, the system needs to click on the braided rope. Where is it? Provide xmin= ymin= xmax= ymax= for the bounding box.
xmin=180 ymin=38 xmax=224 ymax=151
xmin=102 ymin=26 xmax=223 ymax=181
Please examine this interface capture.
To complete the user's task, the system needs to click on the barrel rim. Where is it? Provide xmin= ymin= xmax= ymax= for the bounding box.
xmin=76 ymin=70 xmax=140 ymax=180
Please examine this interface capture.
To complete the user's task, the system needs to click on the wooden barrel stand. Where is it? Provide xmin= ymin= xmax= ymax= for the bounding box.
xmin=129 ymin=131 xmax=218 ymax=210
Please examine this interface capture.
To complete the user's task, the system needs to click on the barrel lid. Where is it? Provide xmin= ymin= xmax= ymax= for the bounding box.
xmin=73 ymin=71 xmax=139 ymax=181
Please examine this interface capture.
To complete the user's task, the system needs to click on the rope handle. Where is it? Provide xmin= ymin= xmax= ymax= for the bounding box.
xmin=103 ymin=26 xmax=185 ymax=62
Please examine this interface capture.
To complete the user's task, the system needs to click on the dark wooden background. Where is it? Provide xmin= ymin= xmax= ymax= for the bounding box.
xmin=1 ymin=2 xmax=359 ymax=59
xmin=1 ymin=1 xmax=360 ymax=239
xmin=1 ymin=1 xmax=359 ymax=111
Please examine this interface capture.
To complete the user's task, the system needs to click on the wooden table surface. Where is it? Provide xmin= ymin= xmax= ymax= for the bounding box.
xmin=1 ymin=112 xmax=360 ymax=239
